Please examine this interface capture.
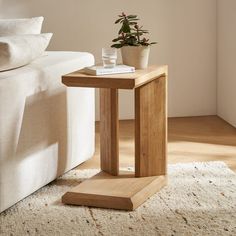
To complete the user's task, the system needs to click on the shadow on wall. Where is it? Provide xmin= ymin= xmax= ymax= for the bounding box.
xmin=0 ymin=0 xmax=29 ymax=18
xmin=0 ymin=0 xmax=218 ymax=118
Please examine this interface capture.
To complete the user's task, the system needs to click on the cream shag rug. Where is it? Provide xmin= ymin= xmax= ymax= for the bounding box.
xmin=1 ymin=162 xmax=236 ymax=236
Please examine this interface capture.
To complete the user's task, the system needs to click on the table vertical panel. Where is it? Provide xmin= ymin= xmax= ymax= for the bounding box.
xmin=100 ymin=88 xmax=119 ymax=176
xmin=135 ymin=76 xmax=167 ymax=177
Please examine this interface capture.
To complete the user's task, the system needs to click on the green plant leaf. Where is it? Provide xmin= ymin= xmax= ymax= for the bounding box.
xmin=128 ymin=19 xmax=139 ymax=23
xmin=112 ymin=37 xmax=123 ymax=42
xmin=129 ymin=22 xmax=139 ymax=25
xmin=118 ymin=27 xmax=123 ymax=35
xmin=122 ymin=20 xmax=131 ymax=33
xmin=115 ymin=18 xmax=123 ymax=24
xmin=112 ymin=12 xmax=157 ymax=48
xmin=130 ymin=32 xmax=143 ymax=36
xmin=127 ymin=15 xmax=138 ymax=18
xmin=140 ymin=30 xmax=149 ymax=33
xmin=126 ymin=36 xmax=138 ymax=45
xmin=111 ymin=43 xmax=123 ymax=48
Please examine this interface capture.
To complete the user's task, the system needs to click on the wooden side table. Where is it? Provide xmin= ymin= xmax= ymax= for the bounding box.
xmin=61 ymin=65 xmax=168 ymax=210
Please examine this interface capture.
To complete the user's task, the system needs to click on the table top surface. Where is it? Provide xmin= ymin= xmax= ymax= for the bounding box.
xmin=62 ymin=65 xmax=167 ymax=89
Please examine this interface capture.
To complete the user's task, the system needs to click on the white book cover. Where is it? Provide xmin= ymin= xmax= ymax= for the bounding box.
xmin=84 ymin=65 xmax=135 ymax=75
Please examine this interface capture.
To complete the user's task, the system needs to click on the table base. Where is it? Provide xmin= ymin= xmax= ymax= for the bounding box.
xmin=62 ymin=171 xmax=167 ymax=210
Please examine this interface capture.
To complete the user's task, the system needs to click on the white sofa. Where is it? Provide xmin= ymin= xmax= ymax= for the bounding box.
xmin=0 ymin=51 xmax=95 ymax=212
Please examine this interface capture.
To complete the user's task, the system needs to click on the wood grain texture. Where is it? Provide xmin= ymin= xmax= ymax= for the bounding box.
xmin=62 ymin=65 xmax=168 ymax=89
xmin=135 ymin=76 xmax=167 ymax=177
xmin=62 ymin=66 xmax=168 ymax=210
xmin=100 ymin=88 xmax=119 ymax=176
xmin=62 ymin=171 xmax=167 ymax=210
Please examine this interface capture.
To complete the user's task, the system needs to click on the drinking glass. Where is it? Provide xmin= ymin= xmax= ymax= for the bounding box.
xmin=102 ymin=48 xmax=117 ymax=68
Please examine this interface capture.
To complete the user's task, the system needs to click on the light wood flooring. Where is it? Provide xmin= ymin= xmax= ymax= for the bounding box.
xmin=78 ymin=116 xmax=236 ymax=172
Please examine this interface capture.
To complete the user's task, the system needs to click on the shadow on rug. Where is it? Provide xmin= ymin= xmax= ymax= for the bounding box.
xmin=1 ymin=162 xmax=236 ymax=236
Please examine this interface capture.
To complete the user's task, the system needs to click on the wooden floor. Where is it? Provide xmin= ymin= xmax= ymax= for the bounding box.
xmin=78 ymin=116 xmax=236 ymax=172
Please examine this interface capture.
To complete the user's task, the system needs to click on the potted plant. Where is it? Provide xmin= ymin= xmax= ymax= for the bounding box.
xmin=111 ymin=12 xmax=156 ymax=69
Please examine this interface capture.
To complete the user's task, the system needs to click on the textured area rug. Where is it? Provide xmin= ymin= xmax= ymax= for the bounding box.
xmin=1 ymin=162 xmax=236 ymax=236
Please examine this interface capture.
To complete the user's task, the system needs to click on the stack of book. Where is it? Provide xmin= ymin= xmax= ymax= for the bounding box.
xmin=84 ymin=65 xmax=135 ymax=76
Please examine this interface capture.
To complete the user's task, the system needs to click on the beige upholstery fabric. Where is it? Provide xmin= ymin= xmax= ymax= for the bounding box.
xmin=0 ymin=51 xmax=95 ymax=212
xmin=0 ymin=33 xmax=52 ymax=71
xmin=0 ymin=17 xmax=44 ymax=36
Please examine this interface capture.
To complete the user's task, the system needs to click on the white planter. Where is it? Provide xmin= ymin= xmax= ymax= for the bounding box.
xmin=121 ymin=46 xmax=150 ymax=69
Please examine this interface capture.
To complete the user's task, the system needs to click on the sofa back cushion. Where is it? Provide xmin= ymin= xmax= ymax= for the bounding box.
xmin=0 ymin=17 xmax=44 ymax=36
xmin=0 ymin=33 xmax=52 ymax=71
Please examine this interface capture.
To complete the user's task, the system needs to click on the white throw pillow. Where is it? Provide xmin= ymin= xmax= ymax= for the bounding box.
xmin=0 ymin=33 xmax=52 ymax=71
xmin=0 ymin=17 xmax=44 ymax=36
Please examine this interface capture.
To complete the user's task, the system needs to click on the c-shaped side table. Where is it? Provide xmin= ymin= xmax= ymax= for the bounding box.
xmin=61 ymin=65 xmax=168 ymax=210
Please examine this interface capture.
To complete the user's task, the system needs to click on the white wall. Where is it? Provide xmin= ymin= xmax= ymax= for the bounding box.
xmin=217 ymin=0 xmax=236 ymax=127
xmin=0 ymin=0 xmax=217 ymax=120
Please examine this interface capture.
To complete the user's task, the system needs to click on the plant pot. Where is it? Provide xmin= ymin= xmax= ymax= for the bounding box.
xmin=121 ymin=46 xmax=150 ymax=69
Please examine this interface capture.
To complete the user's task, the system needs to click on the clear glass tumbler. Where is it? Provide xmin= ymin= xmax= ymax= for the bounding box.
xmin=102 ymin=48 xmax=117 ymax=68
